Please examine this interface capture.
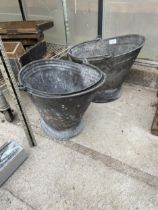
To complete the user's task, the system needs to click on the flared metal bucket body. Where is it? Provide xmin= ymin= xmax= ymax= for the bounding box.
xmin=31 ymin=92 xmax=93 ymax=139
xmin=18 ymin=59 xmax=105 ymax=140
xmin=68 ymin=34 xmax=145 ymax=102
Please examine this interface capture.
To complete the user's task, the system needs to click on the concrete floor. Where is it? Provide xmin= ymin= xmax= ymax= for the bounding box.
xmin=0 ymin=84 xmax=158 ymax=210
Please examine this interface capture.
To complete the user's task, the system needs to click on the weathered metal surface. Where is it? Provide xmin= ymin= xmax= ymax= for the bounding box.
xmin=20 ymin=41 xmax=47 ymax=66
xmin=19 ymin=59 xmax=105 ymax=140
xmin=19 ymin=59 xmax=104 ymax=95
xmin=68 ymin=34 xmax=145 ymax=103
xmin=0 ymin=141 xmax=27 ymax=186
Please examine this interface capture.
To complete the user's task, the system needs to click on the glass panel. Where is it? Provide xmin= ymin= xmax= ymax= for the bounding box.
xmin=23 ymin=0 xmax=66 ymax=44
xmin=66 ymin=0 xmax=98 ymax=45
xmin=0 ymin=0 xmax=22 ymax=21
xmin=103 ymin=0 xmax=158 ymax=61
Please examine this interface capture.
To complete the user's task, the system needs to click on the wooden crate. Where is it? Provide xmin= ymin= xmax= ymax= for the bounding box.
xmin=4 ymin=42 xmax=25 ymax=58
xmin=0 ymin=20 xmax=53 ymax=46
xmin=0 ymin=20 xmax=54 ymax=34
xmin=3 ymin=42 xmax=25 ymax=80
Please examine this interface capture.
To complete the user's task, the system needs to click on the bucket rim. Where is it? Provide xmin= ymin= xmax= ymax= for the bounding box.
xmin=68 ymin=34 xmax=145 ymax=62
xmin=18 ymin=59 xmax=106 ymax=98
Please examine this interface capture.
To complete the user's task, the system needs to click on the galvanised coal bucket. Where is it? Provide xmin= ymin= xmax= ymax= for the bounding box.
xmin=18 ymin=59 xmax=105 ymax=140
xmin=68 ymin=34 xmax=145 ymax=103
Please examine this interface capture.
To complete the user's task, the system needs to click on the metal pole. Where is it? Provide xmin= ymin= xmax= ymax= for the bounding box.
xmin=98 ymin=0 xmax=103 ymax=38
xmin=0 ymin=38 xmax=36 ymax=147
xmin=62 ymin=0 xmax=70 ymax=46
xmin=18 ymin=0 xmax=26 ymax=21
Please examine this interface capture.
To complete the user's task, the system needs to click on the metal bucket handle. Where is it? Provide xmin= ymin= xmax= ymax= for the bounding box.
xmin=82 ymin=52 xmax=112 ymax=64
xmin=81 ymin=37 xmax=112 ymax=63
xmin=18 ymin=83 xmax=27 ymax=91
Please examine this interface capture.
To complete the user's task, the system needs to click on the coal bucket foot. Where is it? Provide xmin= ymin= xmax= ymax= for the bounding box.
xmin=41 ymin=119 xmax=84 ymax=140
xmin=93 ymin=87 xmax=122 ymax=103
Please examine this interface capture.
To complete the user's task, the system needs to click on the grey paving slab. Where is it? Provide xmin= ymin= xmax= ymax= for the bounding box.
xmin=0 ymin=188 xmax=34 ymax=210
xmin=0 ymin=84 xmax=158 ymax=210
